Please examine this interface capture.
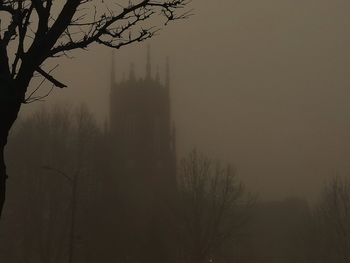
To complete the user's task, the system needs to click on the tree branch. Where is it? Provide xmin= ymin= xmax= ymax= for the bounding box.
xmin=36 ymin=67 xmax=67 ymax=88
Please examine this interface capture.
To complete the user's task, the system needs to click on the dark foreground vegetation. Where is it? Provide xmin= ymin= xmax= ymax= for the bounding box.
xmin=0 ymin=106 xmax=349 ymax=263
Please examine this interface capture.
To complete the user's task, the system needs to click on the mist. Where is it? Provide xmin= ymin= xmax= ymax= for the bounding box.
xmin=20 ymin=0 xmax=350 ymax=200
xmin=2 ymin=0 xmax=350 ymax=262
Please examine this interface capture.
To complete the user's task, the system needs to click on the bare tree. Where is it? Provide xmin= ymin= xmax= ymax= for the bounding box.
xmin=309 ymin=176 xmax=350 ymax=263
xmin=4 ymin=107 xmax=73 ymax=262
xmin=0 ymin=0 xmax=190 ymax=218
xmin=3 ymin=105 xmax=101 ymax=262
xmin=176 ymin=150 xmax=253 ymax=263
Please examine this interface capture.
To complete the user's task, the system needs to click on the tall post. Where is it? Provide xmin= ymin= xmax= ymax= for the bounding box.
xmin=43 ymin=166 xmax=78 ymax=263
xmin=68 ymin=171 xmax=79 ymax=263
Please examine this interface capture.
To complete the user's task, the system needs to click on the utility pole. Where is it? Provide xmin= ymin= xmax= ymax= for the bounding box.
xmin=43 ymin=166 xmax=79 ymax=263
xmin=68 ymin=170 xmax=79 ymax=263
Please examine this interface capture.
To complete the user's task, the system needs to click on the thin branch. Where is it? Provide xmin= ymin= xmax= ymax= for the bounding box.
xmin=36 ymin=67 xmax=67 ymax=88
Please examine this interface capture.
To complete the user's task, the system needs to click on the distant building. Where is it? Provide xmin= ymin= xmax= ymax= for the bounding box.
xmin=107 ymin=48 xmax=178 ymax=263
xmin=109 ymin=47 xmax=177 ymax=201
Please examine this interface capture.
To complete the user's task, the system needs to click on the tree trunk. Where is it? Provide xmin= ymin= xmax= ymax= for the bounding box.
xmin=0 ymin=138 xmax=7 ymax=219
xmin=0 ymin=88 xmax=22 ymax=218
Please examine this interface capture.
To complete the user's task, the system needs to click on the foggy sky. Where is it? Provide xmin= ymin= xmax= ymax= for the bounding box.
xmin=21 ymin=0 xmax=350 ymax=201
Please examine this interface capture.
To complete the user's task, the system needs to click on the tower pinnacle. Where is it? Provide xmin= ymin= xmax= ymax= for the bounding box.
xmin=156 ymin=65 xmax=160 ymax=82
xmin=165 ymin=57 xmax=170 ymax=88
xmin=129 ymin=62 xmax=136 ymax=80
xmin=111 ymin=51 xmax=115 ymax=86
xmin=146 ymin=45 xmax=151 ymax=79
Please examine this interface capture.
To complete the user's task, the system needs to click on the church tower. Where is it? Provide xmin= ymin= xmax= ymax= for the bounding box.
xmin=109 ymin=48 xmax=176 ymax=201
xmin=108 ymin=48 xmax=177 ymax=263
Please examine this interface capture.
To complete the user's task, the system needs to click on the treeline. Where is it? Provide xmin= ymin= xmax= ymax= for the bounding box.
xmin=0 ymin=105 xmax=252 ymax=263
xmin=0 ymin=105 xmax=350 ymax=263
xmin=1 ymin=105 xmax=102 ymax=263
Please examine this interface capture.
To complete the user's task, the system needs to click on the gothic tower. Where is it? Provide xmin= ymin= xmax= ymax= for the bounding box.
xmin=108 ymin=48 xmax=177 ymax=263
xmin=109 ymin=48 xmax=176 ymax=202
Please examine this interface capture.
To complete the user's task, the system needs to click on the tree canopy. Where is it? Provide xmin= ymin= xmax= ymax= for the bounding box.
xmin=0 ymin=0 xmax=190 ymax=99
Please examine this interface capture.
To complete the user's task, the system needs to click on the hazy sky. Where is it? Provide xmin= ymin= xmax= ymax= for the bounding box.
xmin=21 ymin=0 xmax=350 ymax=201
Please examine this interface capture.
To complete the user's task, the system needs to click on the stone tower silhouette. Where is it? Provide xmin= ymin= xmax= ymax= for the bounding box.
xmin=109 ymin=47 xmax=177 ymax=205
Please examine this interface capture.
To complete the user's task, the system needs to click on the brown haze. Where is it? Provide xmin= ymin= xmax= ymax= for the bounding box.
xmin=21 ymin=0 xmax=350 ymax=201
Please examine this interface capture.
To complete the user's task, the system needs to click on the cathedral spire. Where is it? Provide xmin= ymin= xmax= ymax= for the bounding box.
xmin=146 ymin=45 xmax=151 ymax=79
xmin=129 ymin=62 xmax=135 ymax=80
xmin=156 ymin=65 xmax=160 ymax=82
xmin=165 ymin=57 xmax=170 ymax=88
xmin=111 ymin=51 xmax=115 ymax=86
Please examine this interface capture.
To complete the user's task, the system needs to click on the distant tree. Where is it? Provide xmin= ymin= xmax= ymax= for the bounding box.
xmin=0 ymin=0 xmax=190 ymax=218
xmin=175 ymin=150 xmax=253 ymax=263
xmin=308 ymin=177 xmax=350 ymax=263
xmin=3 ymin=105 xmax=100 ymax=262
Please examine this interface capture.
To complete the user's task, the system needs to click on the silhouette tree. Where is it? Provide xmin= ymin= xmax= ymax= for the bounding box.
xmin=0 ymin=0 xmax=190 ymax=218
xmin=308 ymin=177 xmax=350 ymax=263
xmin=3 ymin=105 xmax=100 ymax=262
xmin=175 ymin=150 xmax=253 ymax=263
